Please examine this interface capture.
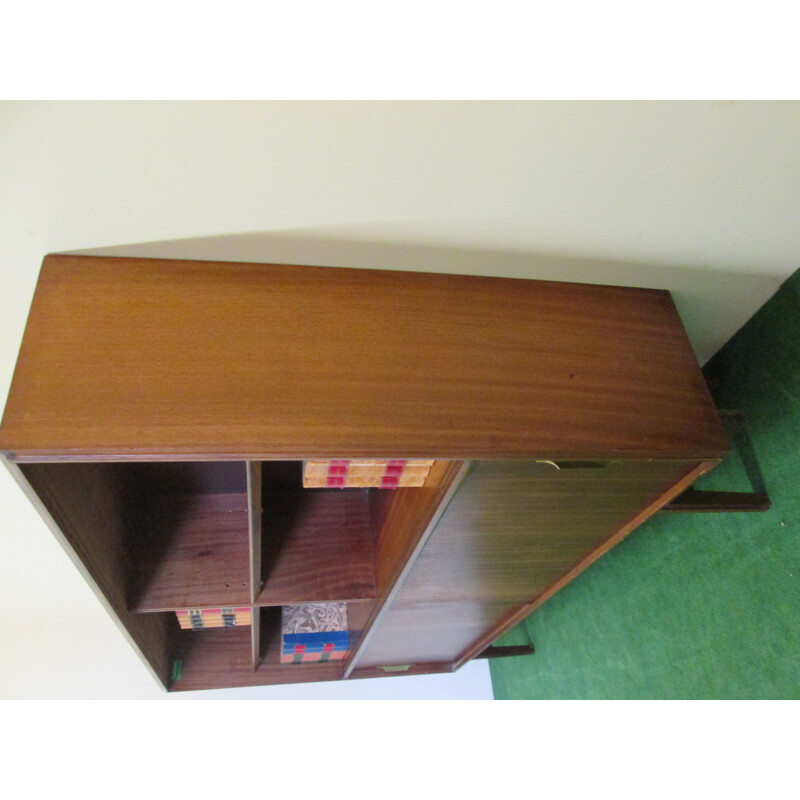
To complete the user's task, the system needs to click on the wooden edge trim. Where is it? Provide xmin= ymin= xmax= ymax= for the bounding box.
xmin=2 ymin=448 xmax=733 ymax=464
xmin=0 ymin=455 xmax=169 ymax=691
xmin=247 ymin=462 xmax=262 ymax=669
xmin=451 ymin=459 xmax=720 ymax=669
xmin=246 ymin=461 xmax=262 ymax=605
xmin=342 ymin=460 xmax=471 ymax=679
xmin=251 ymin=608 xmax=261 ymax=672
xmin=348 ymin=662 xmax=455 ymax=681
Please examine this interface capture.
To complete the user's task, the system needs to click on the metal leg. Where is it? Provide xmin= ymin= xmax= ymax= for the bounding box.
xmin=475 ymin=644 xmax=535 ymax=659
xmin=662 ymin=411 xmax=771 ymax=513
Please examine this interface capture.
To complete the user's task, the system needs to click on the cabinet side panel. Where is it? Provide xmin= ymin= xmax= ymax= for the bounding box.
xmin=13 ymin=462 xmax=172 ymax=689
xmin=357 ymin=459 xmax=699 ymax=669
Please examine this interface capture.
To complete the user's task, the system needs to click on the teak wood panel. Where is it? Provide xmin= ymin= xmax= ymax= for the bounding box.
xmin=247 ymin=461 xmax=262 ymax=604
xmin=170 ymin=601 xmax=378 ymax=691
xmin=0 ymin=255 xmax=729 ymax=462
xmin=373 ymin=461 xmax=467 ymax=597
xmin=348 ymin=663 xmax=455 ymax=681
xmin=171 ymin=618 xmax=342 ymax=692
xmin=356 ymin=459 xmax=700 ymax=668
xmin=257 ymin=489 xmax=377 ymax=605
xmin=344 ymin=460 xmax=468 ymax=676
xmin=399 ymin=460 xmax=698 ymax=603
xmin=356 ymin=600 xmax=519 ymax=667
xmin=11 ymin=462 xmax=173 ymax=688
xmin=451 ymin=458 xmax=717 ymax=667
xmin=131 ymin=493 xmax=252 ymax=612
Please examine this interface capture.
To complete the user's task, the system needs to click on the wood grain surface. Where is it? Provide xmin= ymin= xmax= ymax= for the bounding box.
xmin=356 ymin=599 xmax=520 ymax=667
xmin=250 ymin=601 xmax=261 ymax=671
xmin=0 ymin=255 xmax=729 ymax=461
xmin=13 ymin=461 xmax=173 ymax=688
xmin=256 ymin=489 xmax=377 ymax=605
xmin=399 ymin=460 xmax=698 ymax=603
xmin=0 ymin=257 xmax=732 ymax=692
xmin=451 ymin=458 xmax=717 ymax=667
xmin=356 ymin=459 xmax=702 ymax=668
xmin=343 ymin=460 xmax=468 ymax=676
xmin=131 ymin=492 xmax=251 ymax=612
xmin=247 ymin=461 xmax=262 ymax=603
xmin=170 ymin=616 xmax=342 ymax=692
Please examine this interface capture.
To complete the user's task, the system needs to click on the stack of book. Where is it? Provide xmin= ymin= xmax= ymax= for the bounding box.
xmin=175 ymin=607 xmax=252 ymax=630
xmin=281 ymin=602 xmax=350 ymax=664
xmin=303 ymin=459 xmax=434 ymax=489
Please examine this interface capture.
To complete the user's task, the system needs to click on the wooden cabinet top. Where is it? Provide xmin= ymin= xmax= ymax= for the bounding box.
xmin=0 ymin=255 xmax=728 ymax=462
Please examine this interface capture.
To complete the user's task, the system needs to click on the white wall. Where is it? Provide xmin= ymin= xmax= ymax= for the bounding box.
xmin=1 ymin=101 xmax=798 ymax=699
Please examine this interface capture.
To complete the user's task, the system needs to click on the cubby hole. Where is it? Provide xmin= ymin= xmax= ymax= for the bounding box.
xmin=19 ymin=458 xmax=459 ymax=690
xmin=255 ymin=461 xmax=381 ymax=604
xmin=169 ymin=615 xmax=255 ymax=688
xmin=255 ymin=600 xmax=373 ymax=666
xmin=167 ymin=605 xmax=364 ymax=691
xmin=121 ymin=461 xmax=251 ymax=612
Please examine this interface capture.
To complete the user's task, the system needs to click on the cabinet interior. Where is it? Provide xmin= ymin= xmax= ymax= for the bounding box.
xmin=19 ymin=458 xmax=456 ymax=690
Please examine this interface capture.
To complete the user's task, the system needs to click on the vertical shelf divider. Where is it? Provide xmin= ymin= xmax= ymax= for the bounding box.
xmin=247 ymin=461 xmax=263 ymax=670
xmin=251 ymin=609 xmax=261 ymax=672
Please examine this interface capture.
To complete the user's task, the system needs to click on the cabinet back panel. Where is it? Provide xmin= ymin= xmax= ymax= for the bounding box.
xmin=118 ymin=462 xmax=247 ymax=495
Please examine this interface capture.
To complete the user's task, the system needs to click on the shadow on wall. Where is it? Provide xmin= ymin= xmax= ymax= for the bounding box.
xmin=65 ymin=227 xmax=788 ymax=365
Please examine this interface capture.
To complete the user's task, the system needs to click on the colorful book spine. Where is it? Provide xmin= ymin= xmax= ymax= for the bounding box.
xmin=303 ymin=459 xmax=434 ymax=489
xmin=175 ymin=607 xmax=252 ymax=630
xmin=280 ymin=602 xmax=350 ymax=664
xmin=280 ymin=631 xmax=350 ymax=663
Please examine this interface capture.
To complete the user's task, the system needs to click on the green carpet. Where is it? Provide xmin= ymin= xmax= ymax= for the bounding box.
xmin=490 ymin=268 xmax=800 ymax=699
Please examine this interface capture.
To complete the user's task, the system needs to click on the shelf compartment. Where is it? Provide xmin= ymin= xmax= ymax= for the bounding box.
xmin=250 ymin=599 xmax=375 ymax=671
xmin=258 ymin=605 xmax=365 ymax=669
xmin=279 ymin=601 xmax=351 ymax=663
xmin=256 ymin=480 xmax=378 ymax=605
xmin=170 ymin=608 xmax=342 ymax=691
xmin=171 ymin=624 xmax=264 ymax=691
xmin=131 ymin=492 xmax=251 ymax=612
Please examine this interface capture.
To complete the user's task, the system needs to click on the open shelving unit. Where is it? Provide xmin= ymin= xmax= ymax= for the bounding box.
xmin=14 ymin=455 xmax=460 ymax=690
xmin=0 ymin=255 xmax=734 ymax=693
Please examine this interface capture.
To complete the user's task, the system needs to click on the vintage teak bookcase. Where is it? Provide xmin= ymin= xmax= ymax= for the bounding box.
xmin=0 ymin=255 xmax=730 ymax=691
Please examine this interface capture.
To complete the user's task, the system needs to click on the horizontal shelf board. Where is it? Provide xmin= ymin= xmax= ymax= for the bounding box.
xmin=256 ymin=489 xmax=378 ymax=605
xmin=132 ymin=493 xmax=251 ymax=612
